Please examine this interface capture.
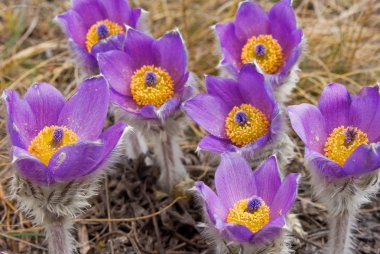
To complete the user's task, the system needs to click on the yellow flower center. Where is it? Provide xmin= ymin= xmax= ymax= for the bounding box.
xmin=241 ymin=35 xmax=283 ymax=74
xmin=85 ymin=19 xmax=124 ymax=53
xmin=227 ymin=197 xmax=270 ymax=233
xmin=324 ymin=126 xmax=368 ymax=166
xmin=28 ymin=126 xmax=78 ymax=166
xmin=130 ymin=65 xmax=174 ymax=107
xmin=225 ymin=104 xmax=269 ymax=147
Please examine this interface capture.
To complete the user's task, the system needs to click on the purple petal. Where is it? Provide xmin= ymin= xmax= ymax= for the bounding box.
xmin=12 ymin=147 xmax=53 ymax=184
xmin=130 ymin=8 xmax=142 ymax=28
xmin=194 ymin=181 xmax=229 ymax=223
xmin=56 ymin=10 xmax=88 ymax=48
xmin=139 ymin=105 xmax=158 ymax=119
xmin=24 ymin=83 xmax=65 ymax=133
xmin=305 ymin=149 xmax=345 ymax=179
xmin=98 ymin=122 xmax=126 ymax=162
xmin=68 ymin=40 xmax=99 ymax=75
xmin=109 ymin=88 xmax=140 ymax=113
xmin=153 ymin=30 xmax=187 ymax=88
xmin=270 ymin=173 xmax=299 ymax=219
xmin=183 ymin=94 xmax=230 ymax=138
xmin=287 ymin=104 xmax=327 ymax=153
xmin=214 ymin=23 xmax=245 ymax=71
xmin=50 ymin=142 xmax=104 ymax=182
xmin=280 ymin=30 xmax=303 ymax=74
xmin=343 ymin=144 xmax=380 ymax=177
xmin=268 ymin=0 xmax=298 ymax=53
xmin=318 ymin=83 xmax=351 ymax=134
xmin=224 ymin=223 xmax=254 ymax=243
xmin=215 ymin=153 xmax=256 ymax=209
xmin=71 ymin=0 xmax=106 ymax=28
xmin=250 ymin=216 xmax=285 ymax=244
xmin=238 ymin=133 xmax=270 ymax=158
xmin=98 ymin=50 xmax=134 ymax=96
xmin=253 ymin=156 xmax=281 ymax=206
xmin=350 ymin=86 xmax=380 ymax=142
xmin=235 ymin=1 xmax=269 ymax=39
xmin=91 ymin=33 xmax=125 ymax=55
xmin=123 ymin=28 xmax=156 ymax=68
xmin=198 ymin=135 xmax=232 ymax=154
xmin=3 ymin=89 xmax=37 ymax=148
xmin=238 ymin=65 xmax=276 ymax=119
xmin=58 ymin=76 xmax=109 ymax=141
xmin=98 ymin=0 xmax=131 ymax=25
xmin=157 ymin=97 xmax=180 ymax=119
xmin=205 ymin=75 xmax=243 ymax=109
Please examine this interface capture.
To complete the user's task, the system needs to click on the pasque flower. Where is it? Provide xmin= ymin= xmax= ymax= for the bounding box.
xmin=56 ymin=0 xmax=143 ymax=74
xmin=215 ymin=0 xmax=304 ymax=88
xmin=288 ymin=83 xmax=380 ymax=180
xmin=4 ymin=77 xmax=126 ymax=185
xmin=194 ymin=153 xmax=299 ymax=250
xmin=184 ymin=65 xmax=282 ymax=160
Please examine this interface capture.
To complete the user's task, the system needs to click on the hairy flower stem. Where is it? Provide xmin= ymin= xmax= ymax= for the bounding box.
xmin=44 ymin=215 xmax=74 ymax=254
xmin=327 ymin=211 xmax=355 ymax=254
xmin=126 ymin=130 xmax=148 ymax=159
xmin=152 ymin=131 xmax=187 ymax=193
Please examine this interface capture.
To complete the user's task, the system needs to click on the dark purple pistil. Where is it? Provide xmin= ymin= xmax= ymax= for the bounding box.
xmin=52 ymin=127 xmax=64 ymax=147
xmin=344 ymin=127 xmax=357 ymax=147
xmin=246 ymin=196 xmax=262 ymax=213
xmin=145 ymin=71 xmax=158 ymax=86
xmin=235 ymin=111 xmax=248 ymax=126
xmin=255 ymin=44 xmax=267 ymax=57
xmin=97 ymin=24 xmax=109 ymax=39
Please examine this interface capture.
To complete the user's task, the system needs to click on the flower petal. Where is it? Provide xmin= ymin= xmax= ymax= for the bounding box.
xmin=98 ymin=50 xmax=134 ymax=96
xmin=250 ymin=216 xmax=285 ymax=244
xmin=123 ymin=28 xmax=156 ymax=68
xmin=156 ymin=97 xmax=180 ymax=119
xmin=71 ymin=0 xmax=106 ymax=28
xmin=253 ymin=156 xmax=281 ymax=206
xmin=109 ymin=88 xmax=140 ymax=113
xmin=183 ymin=94 xmax=230 ymax=138
xmin=235 ymin=1 xmax=269 ymax=39
xmin=3 ymin=89 xmax=37 ymax=148
xmin=238 ymin=65 xmax=276 ymax=119
xmin=224 ymin=223 xmax=254 ymax=243
xmin=318 ymin=83 xmax=351 ymax=133
xmin=98 ymin=122 xmax=126 ymax=162
xmin=280 ymin=30 xmax=303 ymax=74
xmin=287 ymin=104 xmax=327 ymax=153
xmin=12 ymin=147 xmax=53 ymax=184
xmin=198 ymin=135 xmax=232 ymax=154
xmin=215 ymin=153 xmax=256 ymax=209
xmin=67 ymin=39 xmax=98 ymax=75
xmin=343 ymin=144 xmax=380 ymax=177
xmin=269 ymin=173 xmax=299 ymax=219
xmin=205 ymin=75 xmax=243 ymax=109
xmin=194 ymin=181 xmax=229 ymax=223
xmin=305 ymin=149 xmax=345 ymax=179
xmin=56 ymin=10 xmax=88 ymax=48
xmin=91 ymin=33 xmax=125 ymax=55
xmin=50 ymin=142 xmax=104 ymax=182
xmin=98 ymin=0 xmax=132 ymax=25
xmin=24 ymin=83 xmax=65 ymax=133
xmin=58 ymin=76 xmax=109 ymax=141
xmin=153 ymin=30 xmax=187 ymax=87
xmin=350 ymin=86 xmax=380 ymax=142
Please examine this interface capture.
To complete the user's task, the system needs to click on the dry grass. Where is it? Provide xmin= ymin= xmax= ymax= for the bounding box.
xmin=0 ymin=0 xmax=380 ymax=253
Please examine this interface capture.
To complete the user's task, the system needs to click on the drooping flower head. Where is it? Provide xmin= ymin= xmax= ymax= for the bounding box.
xmin=288 ymin=83 xmax=380 ymax=180
xmin=98 ymin=28 xmax=191 ymax=121
xmin=4 ymin=77 xmax=126 ymax=185
xmin=194 ymin=153 xmax=299 ymax=244
xmin=215 ymin=0 xmax=304 ymax=86
xmin=184 ymin=65 xmax=281 ymax=158
xmin=56 ymin=0 xmax=143 ymax=73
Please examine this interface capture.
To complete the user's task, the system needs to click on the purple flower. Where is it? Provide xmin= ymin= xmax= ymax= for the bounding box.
xmin=215 ymin=0 xmax=304 ymax=85
xmin=98 ymin=28 xmax=191 ymax=121
xmin=3 ymin=77 xmax=126 ymax=185
xmin=288 ymin=83 xmax=380 ymax=180
xmin=56 ymin=0 xmax=143 ymax=73
xmin=194 ymin=153 xmax=299 ymax=244
xmin=184 ymin=65 xmax=280 ymax=158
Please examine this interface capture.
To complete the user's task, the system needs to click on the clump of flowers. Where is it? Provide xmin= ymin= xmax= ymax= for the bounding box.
xmin=98 ymin=27 xmax=193 ymax=193
xmin=184 ymin=65 xmax=294 ymax=167
xmin=215 ymin=0 xmax=305 ymax=102
xmin=288 ymin=83 xmax=380 ymax=254
xmin=4 ymin=77 xmax=129 ymax=254
xmin=194 ymin=153 xmax=299 ymax=253
xmin=56 ymin=0 xmax=144 ymax=74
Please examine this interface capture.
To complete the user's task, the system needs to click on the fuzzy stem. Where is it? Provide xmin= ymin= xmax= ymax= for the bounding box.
xmin=327 ymin=211 xmax=355 ymax=254
xmin=44 ymin=215 xmax=74 ymax=254
xmin=152 ymin=131 xmax=187 ymax=193
xmin=126 ymin=130 xmax=148 ymax=160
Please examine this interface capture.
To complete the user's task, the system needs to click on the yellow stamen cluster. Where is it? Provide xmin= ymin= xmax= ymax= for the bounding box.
xmin=225 ymin=104 xmax=269 ymax=147
xmin=28 ymin=126 xmax=78 ymax=166
xmin=324 ymin=126 xmax=368 ymax=166
xmin=227 ymin=198 xmax=270 ymax=233
xmin=241 ymin=35 xmax=283 ymax=74
xmin=85 ymin=19 xmax=124 ymax=53
xmin=130 ymin=65 xmax=174 ymax=107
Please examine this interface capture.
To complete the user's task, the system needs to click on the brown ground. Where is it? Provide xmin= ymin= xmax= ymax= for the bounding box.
xmin=0 ymin=0 xmax=380 ymax=253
